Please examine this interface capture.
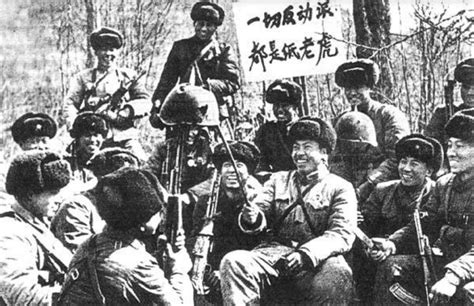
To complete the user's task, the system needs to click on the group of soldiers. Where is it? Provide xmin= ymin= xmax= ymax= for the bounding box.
xmin=0 ymin=1 xmax=474 ymax=305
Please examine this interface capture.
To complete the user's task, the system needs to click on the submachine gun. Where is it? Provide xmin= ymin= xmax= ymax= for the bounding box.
xmin=159 ymin=126 xmax=188 ymax=254
xmin=190 ymin=169 xmax=221 ymax=294
xmin=80 ymin=70 xmax=146 ymax=114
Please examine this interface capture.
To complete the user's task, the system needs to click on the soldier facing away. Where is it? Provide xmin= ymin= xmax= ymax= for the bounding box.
xmin=219 ymin=117 xmax=357 ymax=305
xmin=65 ymin=27 xmax=151 ymax=161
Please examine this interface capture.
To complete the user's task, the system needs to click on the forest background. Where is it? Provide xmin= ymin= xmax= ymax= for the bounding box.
xmin=0 ymin=0 xmax=472 ymax=178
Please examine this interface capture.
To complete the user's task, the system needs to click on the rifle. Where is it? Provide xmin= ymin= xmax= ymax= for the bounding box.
xmin=414 ymin=207 xmax=438 ymax=306
xmin=444 ymin=79 xmax=455 ymax=123
xmin=353 ymin=226 xmax=375 ymax=250
xmin=163 ymin=126 xmax=187 ymax=248
xmin=191 ymin=169 xmax=221 ymax=295
xmin=161 ymin=141 xmax=171 ymax=191
xmin=80 ymin=70 xmax=146 ymax=114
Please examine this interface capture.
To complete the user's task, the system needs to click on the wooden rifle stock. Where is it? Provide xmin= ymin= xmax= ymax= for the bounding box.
xmin=191 ymin=170 xmax=221 ymax=295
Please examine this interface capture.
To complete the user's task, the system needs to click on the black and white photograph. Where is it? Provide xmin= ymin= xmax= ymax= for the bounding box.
xmin=0 ymin=0 xmax=473 ymax=304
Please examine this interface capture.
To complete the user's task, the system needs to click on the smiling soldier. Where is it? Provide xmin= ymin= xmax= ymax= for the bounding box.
xmin=219 ymin=117 xmax=357 ymax=305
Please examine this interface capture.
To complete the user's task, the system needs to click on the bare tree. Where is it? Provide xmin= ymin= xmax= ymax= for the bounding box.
xmin=353 ymin=0 xmax=394 ymax=101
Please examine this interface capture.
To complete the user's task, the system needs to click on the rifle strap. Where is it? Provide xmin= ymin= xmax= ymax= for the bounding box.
xmin=272 ymin=173 xmax=319 ymax=237
xmin=86 ymin=235 xmax=106 ymax=306
xmin=443 ymin=175 xmax=456 ymax=221
xmin=14 ymin=212 xmax=71 ymax=272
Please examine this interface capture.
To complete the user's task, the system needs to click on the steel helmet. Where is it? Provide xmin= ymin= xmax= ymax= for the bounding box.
xmin=335 ymin=111 xmax=378 ymax=147
xmin=159 ymin=83 xmax=220 ymax=126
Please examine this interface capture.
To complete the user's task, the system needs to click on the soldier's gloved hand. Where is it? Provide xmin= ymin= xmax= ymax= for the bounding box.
xmin=166 ymin=233 xmax=192 ymax=274
xmin=357 ymin=180 xmax=375 ymax=202
xmin=370 ymin=237 xmax=396 ymax=262
xmin=149 ymin=105 xmax=166 ymax=129
xmin=429 ymin=272 xmax=460 ymax=303
xmin=357 ymin=210 xmax=365 ymax=225
xmin=205 ymin=270 xmax=221 ymax=289
xmin=241 ymin=203 xmax=259 ymax=225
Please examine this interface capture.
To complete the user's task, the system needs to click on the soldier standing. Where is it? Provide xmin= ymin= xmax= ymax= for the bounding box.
xmin=219 ymin=118 xmax=357 ymax=305
xmin=65 ymin=27 xmax=151 ymax=161
xmin=150 ymin=1 xmax=240 ymax=130
xmin=372 ymin=109 xmax=474 ymax=304
xmin=254 ymin=79 xmax=302 ymax=177
xmin=335 ymin=59 xmax=410 ymax=201
xmin=0 ymin=151 xmax=73 ymax=305
xmin=425 ymin=58 xmax=474 ymax=171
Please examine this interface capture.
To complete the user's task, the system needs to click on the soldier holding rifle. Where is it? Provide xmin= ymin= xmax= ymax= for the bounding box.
xmin=354 ymin=134 xmax=442 ymax=304
xmin=65 ymin=27 xmax=151 ymax=161
xmin=219 ymin=117 xmax=357 ymax=305
xmin=189 ymin=141 xmax=263 ymax=303
xmin=372 ymin=109 xmax=474 ymax=304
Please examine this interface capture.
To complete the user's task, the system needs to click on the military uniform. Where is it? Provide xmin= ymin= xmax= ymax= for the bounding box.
xmin=373 ymin=173 xmax=474 ymax=304
xmin=51 ymin=190 xmax=105 ymax=252
xmin=425 ymin=58 xmax=474 ymax=163
xmin=335 ymin=59 xmax=411 ymax=196
xmin=1 ymin=150 xmax=73 ymax=305
xmin=220 ymin=169 xmax=357 ymax=304
xmin=65 ymin=28 xmax=150 ymax=160
xmin=254 ymin=121 xmax=295 ymax=173
xmin=58 ymin=228 xmax=193 ymax=305
xmin=254 ymin=80 xmax=303 ymax=174
xmin=152 ymin=37 xmax=240 ymax=108
xmin=0 ymin=203 xmax=72 ymax=305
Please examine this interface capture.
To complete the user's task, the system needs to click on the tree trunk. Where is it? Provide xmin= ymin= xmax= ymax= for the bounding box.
xmin=353 ymin=0 xmax=394 ymax=100
xmin=84 ymin=0 xmax=98 ymax=68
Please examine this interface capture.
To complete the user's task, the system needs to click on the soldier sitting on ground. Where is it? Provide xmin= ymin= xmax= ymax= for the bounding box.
xmin=254 ymin=79 xmax=302 ymax=181
xmin=188 ymin=141 xmax=263 ymax=304
xmin=335 ymin=59 xmax=410 ymax=202
xmin=354 ymin=134 xmax=442 ymax=304
xmin=52 ymin=147 xmax=141 ymax=252
xmin=58 ymin=167 xmax=193 ymax=305
xmin=11 ymin=112 xmax=58 ymax=151
xmin=372 ymin=109 xmax=474 ymax=304
xmin=66 ymin=111 xmax=108 ymax=187
xmin=219 ymin=117 xmax=357 ymax=305
xmin=0 ymin=150 xmax=73 ymax=305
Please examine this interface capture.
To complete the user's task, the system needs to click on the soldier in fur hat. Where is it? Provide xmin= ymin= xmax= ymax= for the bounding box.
xmin=52 ymin=147 xmax=141 ymax=252
xmin=254 ymin=79 xmax=303 ymax=179
xmin=335 ymin=59 xmax=410 ymax=202
xmin=11 ymin=112 xmax=58 ymax=151
xmin=425 ymin=58 xmax=474 ymax=173
xmin=187 ymin=141 xmax=263 ymax=303
xmin=65 ymin=27 xmax=150 ymax=161
xmin=372 ymin=109 xmax=474 ymax=304
xmin=66 ymin=111 xmax=108 ymax=186
xmin=352 ymin=134 xmax=442 ymax=303
xmin=220 ymin=117 xmax=357 ymax=305
xmin=58 ymin=167 xmax=193 ymax=304
xmin=150 ymin=1 xmax=240 ymax=129
xmin=0 ymin=151 xmax=73 ymax=305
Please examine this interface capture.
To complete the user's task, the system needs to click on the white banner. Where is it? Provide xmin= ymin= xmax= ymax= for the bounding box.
xmin=232 ymin=0 xmax=348 ymax=82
